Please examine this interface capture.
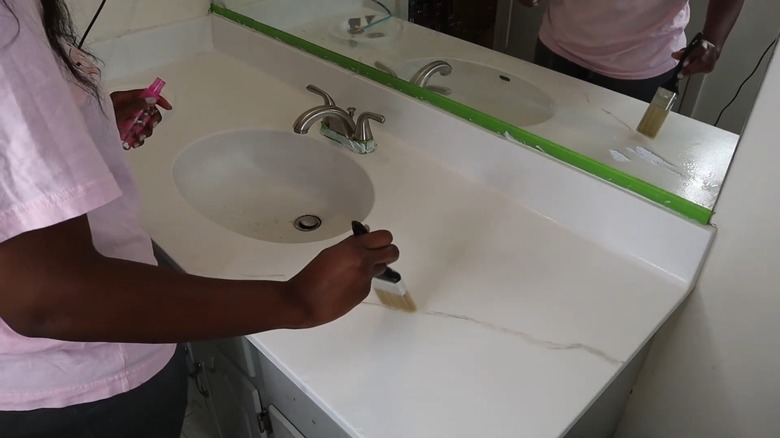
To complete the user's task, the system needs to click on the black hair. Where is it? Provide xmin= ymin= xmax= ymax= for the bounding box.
xmin=1 ymin=0 xmax=100 ymax=97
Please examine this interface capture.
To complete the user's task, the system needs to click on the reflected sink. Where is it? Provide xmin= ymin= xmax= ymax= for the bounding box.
xmin=173 ymin=129 xmax=374 ymax=244
xmin=395 ymin=58 xmax=557 ymax=127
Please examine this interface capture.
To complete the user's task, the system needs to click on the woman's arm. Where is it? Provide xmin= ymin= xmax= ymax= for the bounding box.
xmin=0 ymin=215 xmax=398 ymax=343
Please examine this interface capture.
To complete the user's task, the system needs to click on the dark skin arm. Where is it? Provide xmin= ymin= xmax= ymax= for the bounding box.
xmin=0 ymin=216 xmax=399 ymax=343
xmin=673 ymin=0 xmax=745 ymax=77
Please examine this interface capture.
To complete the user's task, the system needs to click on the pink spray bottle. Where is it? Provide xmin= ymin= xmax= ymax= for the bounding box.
xmin=119 ymin=77 xmax=166 ymax=149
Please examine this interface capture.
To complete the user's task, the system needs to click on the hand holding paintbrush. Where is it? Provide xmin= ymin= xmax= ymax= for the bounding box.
xmin=352 ymin=221 xmax=417 ymax=312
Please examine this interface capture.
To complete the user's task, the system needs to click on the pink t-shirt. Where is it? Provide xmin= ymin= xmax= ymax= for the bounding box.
xmin=0 ymin=1 xmax=174 ymax=411
xmin=538 ymin=0 xmax=690 ymax=80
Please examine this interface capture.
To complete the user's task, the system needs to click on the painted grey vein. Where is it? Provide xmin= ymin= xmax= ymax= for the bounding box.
xmin=362 ymin=302 xmax=624 ymax=366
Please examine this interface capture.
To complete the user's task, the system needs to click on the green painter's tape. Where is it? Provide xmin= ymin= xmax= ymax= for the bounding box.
xmin=211 ymin=5 xmax=713 ymax=225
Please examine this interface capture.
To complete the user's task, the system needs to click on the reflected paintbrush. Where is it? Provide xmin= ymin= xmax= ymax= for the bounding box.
xmin=637 ymin=33 xmax=704 ymax=139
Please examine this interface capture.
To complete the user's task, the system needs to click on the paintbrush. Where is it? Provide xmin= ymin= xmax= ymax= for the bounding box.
xmin=637 ymin=32 xmax=704 ymax=139
xmin=351 ymin=221 xmax=416 ymax=313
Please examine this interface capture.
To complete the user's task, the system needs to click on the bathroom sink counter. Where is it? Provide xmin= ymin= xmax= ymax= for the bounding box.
xmin=110 ymin=17 xmax=714 ymax=438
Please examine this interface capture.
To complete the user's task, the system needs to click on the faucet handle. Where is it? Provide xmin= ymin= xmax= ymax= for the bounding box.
xmin=347 ymin=107 xmax=357 ymax=118
xmin=355 ymin=112 xmax=385 ymax=142
xmin=306 ymin=84 xmax=336 ymax=106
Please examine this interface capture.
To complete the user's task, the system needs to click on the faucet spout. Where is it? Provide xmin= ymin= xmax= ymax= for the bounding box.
xmin=293 ymin=105 xmax=357 ymax=136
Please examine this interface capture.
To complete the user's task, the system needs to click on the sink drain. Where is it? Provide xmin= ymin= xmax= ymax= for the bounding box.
xmin=293 ymin=215 xmax=322 ymax=232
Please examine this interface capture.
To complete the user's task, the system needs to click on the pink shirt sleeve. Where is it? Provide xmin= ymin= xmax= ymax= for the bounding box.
xmin=0 ymin=5 xmax=121 ymax=243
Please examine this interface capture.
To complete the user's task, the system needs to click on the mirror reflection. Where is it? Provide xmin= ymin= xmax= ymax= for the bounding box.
xmin=213 ymin=0 xmax=779 ymax=216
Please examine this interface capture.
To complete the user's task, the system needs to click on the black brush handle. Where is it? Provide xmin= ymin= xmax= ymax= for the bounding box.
xmin=351 ymin=220 xmax=369 ymax=236
xmin=664 ymin=32 xmax=704 ymax=92
xmin=351 ymin=221 xmax=401 ymax=282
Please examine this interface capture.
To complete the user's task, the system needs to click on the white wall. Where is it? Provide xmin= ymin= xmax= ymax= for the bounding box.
xmin=67 ymin=0 xmax=211 ymax=42
xmin=615 ymin=42 xmax=780 ymax=437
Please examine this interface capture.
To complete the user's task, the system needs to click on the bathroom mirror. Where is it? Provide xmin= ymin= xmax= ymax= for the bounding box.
xmin=211 ymin=0 xmax=779 ymax=224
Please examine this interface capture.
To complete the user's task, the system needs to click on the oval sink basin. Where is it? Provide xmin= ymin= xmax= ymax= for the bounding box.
xmin=395 ymin=58 xmax=557 ymax=127
xmin=173 ymin=129 xmax=374 ymax=244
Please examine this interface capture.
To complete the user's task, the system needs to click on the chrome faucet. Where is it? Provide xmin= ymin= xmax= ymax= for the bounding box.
xmin=293 ymin=105 xmax=357 ymax=137
xmin=410 ymin=60 xmax=453 ymax=89
xmin=299 ymin=85 xmax=356 ymax=136
xmin=293 ymin=85 xmax=386 ymax=154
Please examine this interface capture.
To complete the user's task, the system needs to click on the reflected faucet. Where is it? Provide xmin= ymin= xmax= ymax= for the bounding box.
xmin=374 ymin=61 xmax=452 ymax=96
xmin=410 ymin=60 xmax=453 ymax=89
xmin=293 ymin=85 xmax=385 ymax=154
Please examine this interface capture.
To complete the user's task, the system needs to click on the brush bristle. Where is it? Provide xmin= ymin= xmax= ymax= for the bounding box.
xmin=375 ymin=289 xmax=417 ymax=313
xmin=636 ymin=105 xmax=670 ymax=139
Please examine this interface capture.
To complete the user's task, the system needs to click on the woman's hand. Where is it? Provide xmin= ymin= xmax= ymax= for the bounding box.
xmin=110 ymin=89 xmax=173 ymax=149
xmin=285 ymin=229 xmax=400 ymax=328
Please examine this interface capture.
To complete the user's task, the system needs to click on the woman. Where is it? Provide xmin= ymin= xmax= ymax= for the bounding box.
xmin=519 ymin=0 xmax=744 ymax=102
xmin=0 ymin=1 xmax=399 ymax=437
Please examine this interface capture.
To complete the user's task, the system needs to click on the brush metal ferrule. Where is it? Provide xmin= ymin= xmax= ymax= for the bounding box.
xmin=651 ymin=88 xmax=678 ymax=111
xmin=373 ymin=277 xmax=408 ymax=296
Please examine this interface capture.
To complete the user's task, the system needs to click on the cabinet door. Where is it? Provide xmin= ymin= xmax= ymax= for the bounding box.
xmin=256 ymin=352 xmax=350 ymax=438
xmin=214 ymin=337 xmax=266 ymax=394
xmin=207 ymin=345 xmax=268 ymax=438
xmin=184 ymin=342 xmax=222 ymax=438
xmin=268 ymin=405 xmax=307 ymax=438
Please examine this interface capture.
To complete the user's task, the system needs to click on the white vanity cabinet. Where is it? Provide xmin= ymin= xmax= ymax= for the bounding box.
xmin=183 ymin=343 xmax=222 ymax=438
xmin=188 ymin=336 xmax=648 ymax=438
xmin=189 ymin=340 xmax=267 ymax=438
xmin=186 ymin=337 xmax=344 ymax=438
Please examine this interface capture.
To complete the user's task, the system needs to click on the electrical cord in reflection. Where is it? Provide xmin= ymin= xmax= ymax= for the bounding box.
xmin=714 ymin=37 xmax=778 ymax=127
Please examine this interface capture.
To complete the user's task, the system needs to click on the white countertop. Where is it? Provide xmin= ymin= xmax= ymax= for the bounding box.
xmin=232 ymin=4 xmax=740 ymax=211
xmin=114 ymin=50 xmax=697 ymax=438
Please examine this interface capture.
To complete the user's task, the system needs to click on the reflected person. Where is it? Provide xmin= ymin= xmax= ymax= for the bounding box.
xmin=518 ymin=0 xmax=745 ymax=102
